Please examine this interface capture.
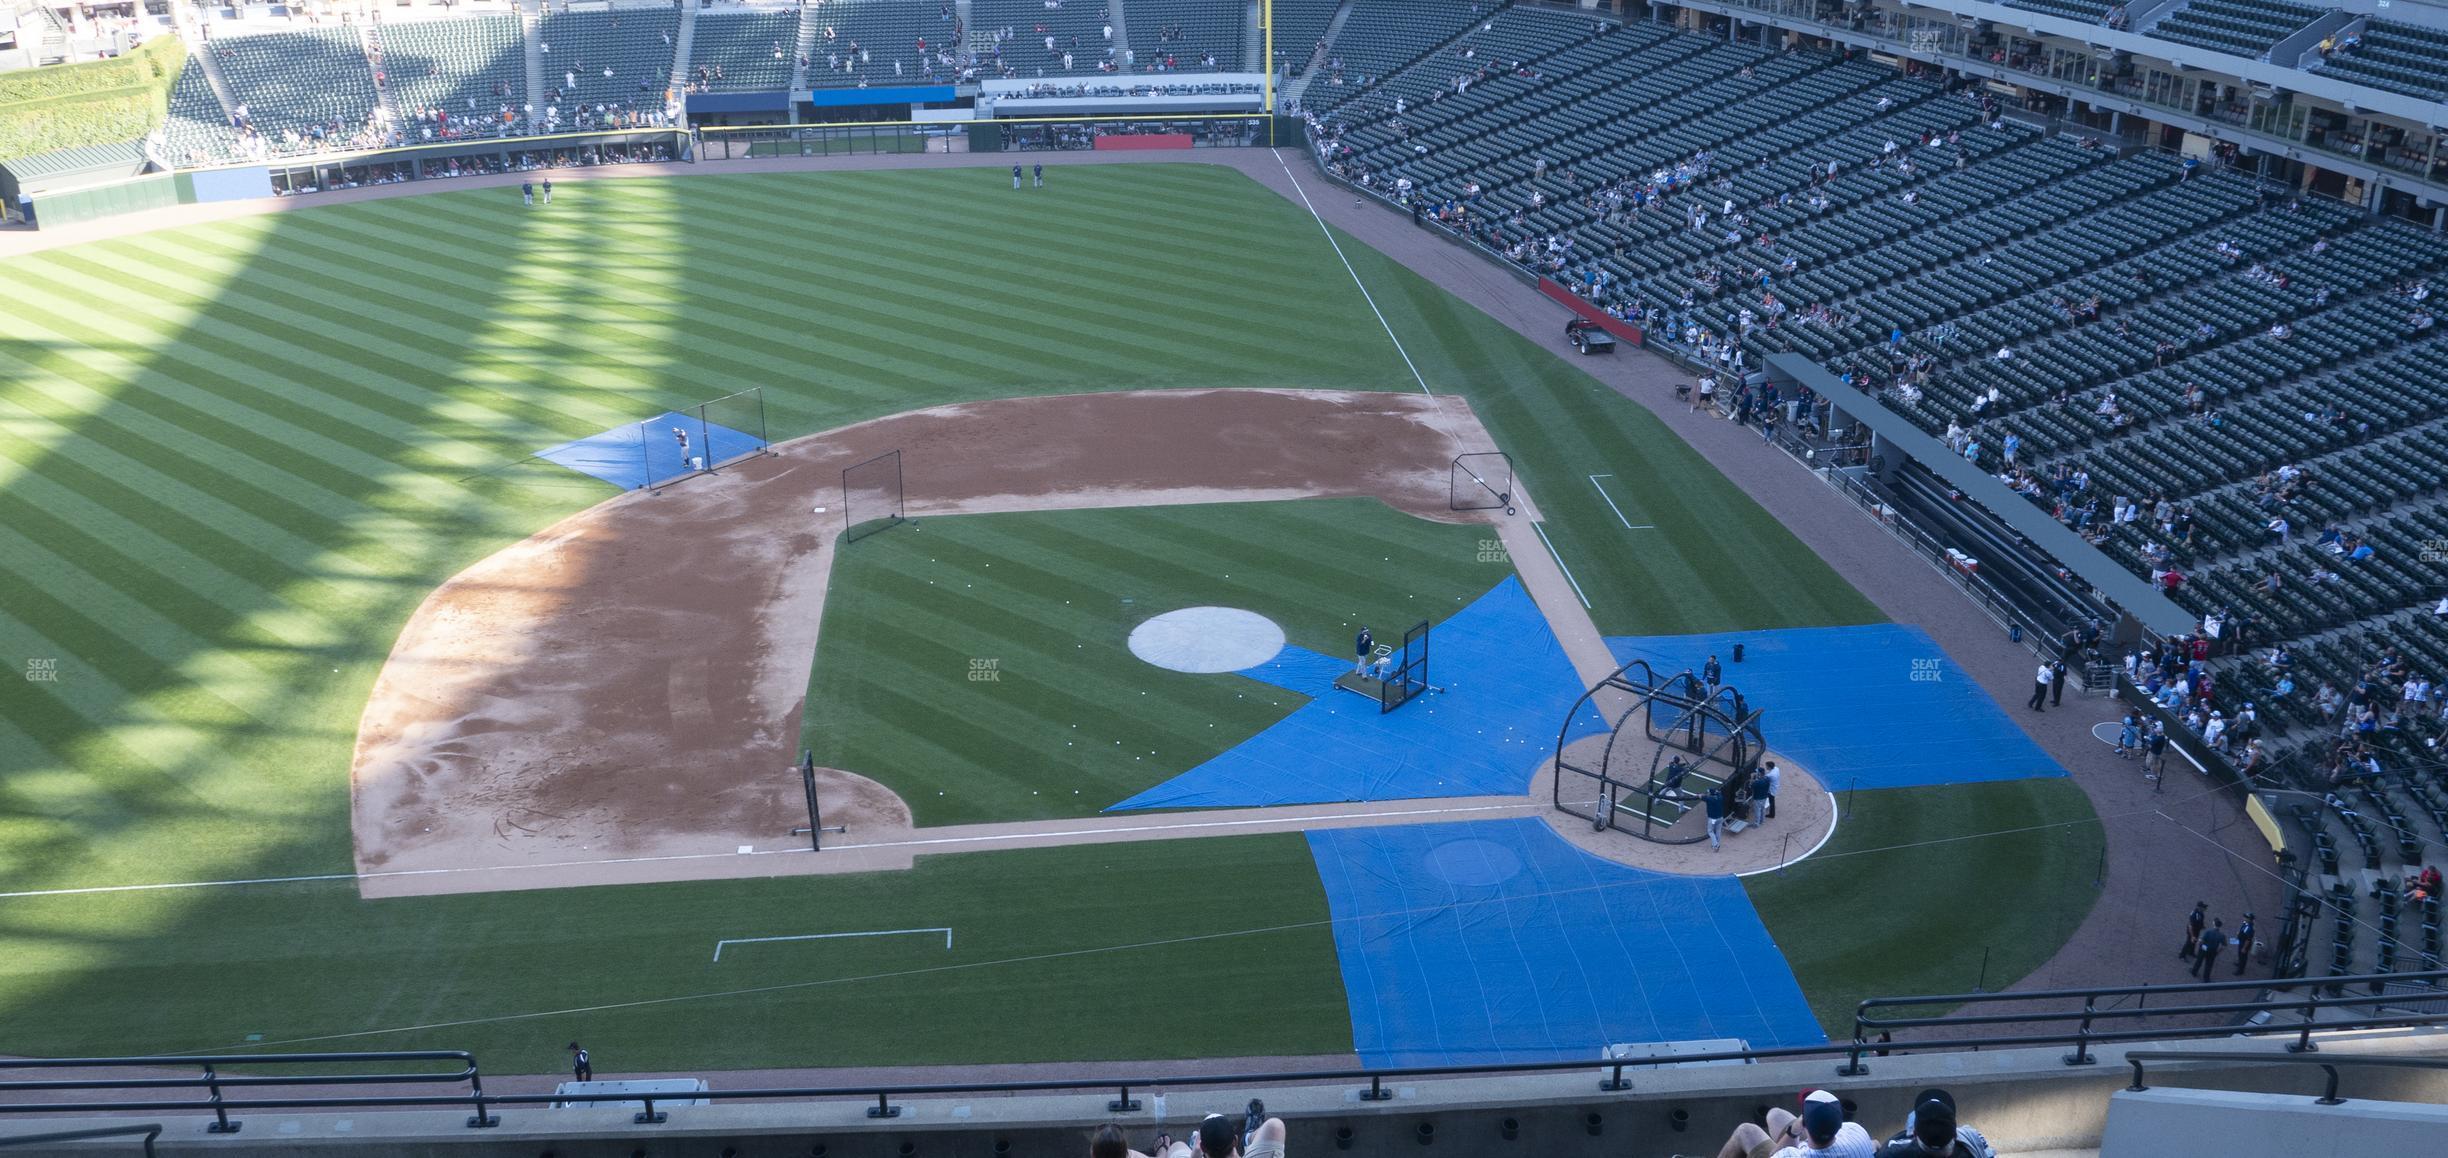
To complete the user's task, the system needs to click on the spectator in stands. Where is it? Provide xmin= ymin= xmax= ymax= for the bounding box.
xmin=1880 ymin=1089 xmax=1994 ymax=1157
xmin=1194 ymin=1103 xmax=1283 ymax=1158
xmin=1699 ymin=1088 xmax=1875 ymax=1158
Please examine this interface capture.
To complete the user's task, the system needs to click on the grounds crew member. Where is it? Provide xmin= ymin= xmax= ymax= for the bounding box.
xmin=1353 ymin=626 xmax=1373 ymax=675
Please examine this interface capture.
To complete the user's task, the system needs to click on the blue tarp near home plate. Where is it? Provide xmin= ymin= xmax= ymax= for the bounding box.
xmin=1309 ymin=818 xmax=1825 ymax=1067
xmin=1605 ymin=623 xmax=2063 ymax=790
xmin=1107 ymin=578 xmax=1593 ymax=810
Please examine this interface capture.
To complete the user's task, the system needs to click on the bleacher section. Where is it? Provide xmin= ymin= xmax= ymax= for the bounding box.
xmin=689 ymin=5 xmax=798 ymax=90
xmin=972 ymin=0 xmax=1106 ymax=78
xmin=1269 ymin=0 xmax=1339 ymax=74
xmin=159 ymin=52 xmax=237 ymax=164
xmin=2313 ymin=19 xmax=2448 ymax=101
xmin=2147 ymin=0 xmax=2326 ymax=60
xmin=381 ymin=13 xmax=529 ymax=137
xmin=803 ymin=0 xmax=938 ymax=86
xmin=538 ymin=7 xmax=680 ymax=112
xmin=209 ymin=27 xmax=383 ymax=153
xmin=2003 ymin=0 xmax=2121 ymax=24
xmin=1301 ymin=0 xmax=1480 ymax=108
xmin=1127 ymin=0 xmax=1246 ymax=71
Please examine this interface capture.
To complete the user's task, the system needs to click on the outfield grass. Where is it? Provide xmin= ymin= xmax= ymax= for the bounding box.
xmin=1744 ymin=778 xmax=2106 ymax=1036
xmin=0 ymin=163 xmax=1918 ymax=1066
xmin=0 ymin=835 xmax=1349 ymax=1068
xmin=804 ymin=499 xmax=1515 ymax=825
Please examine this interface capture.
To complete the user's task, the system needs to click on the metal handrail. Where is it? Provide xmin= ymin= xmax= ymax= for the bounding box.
xmin=4 ymin=977 xmax=2446 ymax=1131
xmin=1851 ymin=969 xmax=2448 ymax=1069
xmin=0 ymin=1124 xmax=161 ymax=1157
xmin=2125 ymin=1050 xmax=2448 ymax=1105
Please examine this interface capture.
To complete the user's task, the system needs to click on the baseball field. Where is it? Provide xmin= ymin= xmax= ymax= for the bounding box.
xmin=0 ymin=161 xmax=2100 ymax=1074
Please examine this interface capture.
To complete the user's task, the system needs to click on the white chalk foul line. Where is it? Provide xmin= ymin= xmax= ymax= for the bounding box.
xmin=0 ymin=803 xmax=1537 ymax=899
xmin=1270 ymin=148 xmax=1432 ymax=397
xmin=713 ymin=928 xmax=952 ymax=962
xmin=1530 ymin=520 xmax=1592 ymax=609
xmin=1585 ymin=474 xmax=1653 ymax=530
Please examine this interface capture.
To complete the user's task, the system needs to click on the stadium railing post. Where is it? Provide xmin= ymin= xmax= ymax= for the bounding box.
xmin=202 ymin=1064 xmax=237 ymax=1134
xmin=634 ymin=1095 xmax=665 ymax=1125
xmin=465 ymin=1065 xmax=499 ymax=1128
xmin=869 ymin=1090 xmax=901 ymax=1118
xmin=1107 ymin=1085 xmax=1140 ymax=1113
xmin=2063 ymin=996 xmax=2099 ymax=1066
xmin=2290 ymin=991 xmax=2322 ymax=1053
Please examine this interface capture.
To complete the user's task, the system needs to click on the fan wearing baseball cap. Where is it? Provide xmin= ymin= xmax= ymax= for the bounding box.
xmin=1682 ymin=1089 xmax=1875 ymax=1158
xmin=1877 ymin=1089 xmax=1995 ymax=1157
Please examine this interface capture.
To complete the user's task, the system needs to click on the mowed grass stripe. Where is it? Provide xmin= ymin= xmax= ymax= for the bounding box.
xmin=0 ymin=279 xmax=438 ymax=507
xmin=808 ymin=500 xmax=1506 ymax=824
xmin=65 ymin=240 xmax=614 ymax=449
xmin=654 ymin=213 xmax=1308 ymax=394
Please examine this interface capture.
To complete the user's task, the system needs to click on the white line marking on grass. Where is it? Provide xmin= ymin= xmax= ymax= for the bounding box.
xmin=1531 ymin=521 xmax=1592 ymax=609
xmin=1733 ymin=791 xmax=1843 ymax=879
xmin=0 ymin=804 xmax=1536 ymax=898
xmin=829 ymin=802 xmax=1532 ymax=852
xmin=1271 ymin=149 xmax=1432 ymax=397
xmin=1586 ymin=474 xmax=1653 ymax=530
xmin=713 ymin=928 xmax=952 ymax=962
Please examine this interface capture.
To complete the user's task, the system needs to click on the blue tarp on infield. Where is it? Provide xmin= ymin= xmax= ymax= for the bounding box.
xmin=535 ymin=412 xmax=767 ymax=489
xmin=1107 ymin=578 xmax=1591 ymax=810
xmin=1310 ymin=818 xmax=1825 ymax=1067
xmin=1605 ymin=623 xmax=2062 ymax=790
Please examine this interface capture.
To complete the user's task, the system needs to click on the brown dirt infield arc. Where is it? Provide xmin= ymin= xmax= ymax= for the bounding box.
xmin=348 ymin=386 xmax=1834 ymax=898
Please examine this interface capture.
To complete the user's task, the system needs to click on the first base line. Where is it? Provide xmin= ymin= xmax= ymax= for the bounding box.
xmin=713 ymin=927 xmax=953 ymax=962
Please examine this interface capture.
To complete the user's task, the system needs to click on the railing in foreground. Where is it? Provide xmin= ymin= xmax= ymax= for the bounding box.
xmin=2125 ymin=1050 xmax=2448 ymax=1104
xmin=0 ymin=1124 xmax=160 ymax=1156
xmin=3 ymin=974 xmax=2443 ymax=1132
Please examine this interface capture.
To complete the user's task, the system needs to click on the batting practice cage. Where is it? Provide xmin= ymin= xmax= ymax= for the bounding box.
xmin=1550 ymin=658 xmax=1766 ymax=844
xmin=1334 ymin=619 xmax=1434 ymax=713
xmin=1450 ymin=452 xmax=1516 ymax=515
xmin=841 ymin=449 xmax=907 ymax=541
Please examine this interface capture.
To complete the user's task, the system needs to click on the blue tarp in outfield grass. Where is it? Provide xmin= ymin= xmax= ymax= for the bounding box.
xmin=535 ymin=412 xmax=768 ymax=490
xmin=1309 ymin=818 xmax=1825 ymax=1068
xmin=1107 ymin=578 xmax=1593 ymax=810
xmin=1605 ymin=623 xmax=2063 ymax=791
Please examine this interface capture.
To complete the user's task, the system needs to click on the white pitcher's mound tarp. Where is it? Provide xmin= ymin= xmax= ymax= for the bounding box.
xmin=1128 ymin=607 xmax=1286 ymax=674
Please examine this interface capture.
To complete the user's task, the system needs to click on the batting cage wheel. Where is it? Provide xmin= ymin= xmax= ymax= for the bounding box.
xmin=1450 ymin=452 xmax=1516 ymax=515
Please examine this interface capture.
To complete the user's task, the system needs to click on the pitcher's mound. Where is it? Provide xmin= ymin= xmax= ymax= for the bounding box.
xmin=1129 ymin=607 xmax=1286 ymax=673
